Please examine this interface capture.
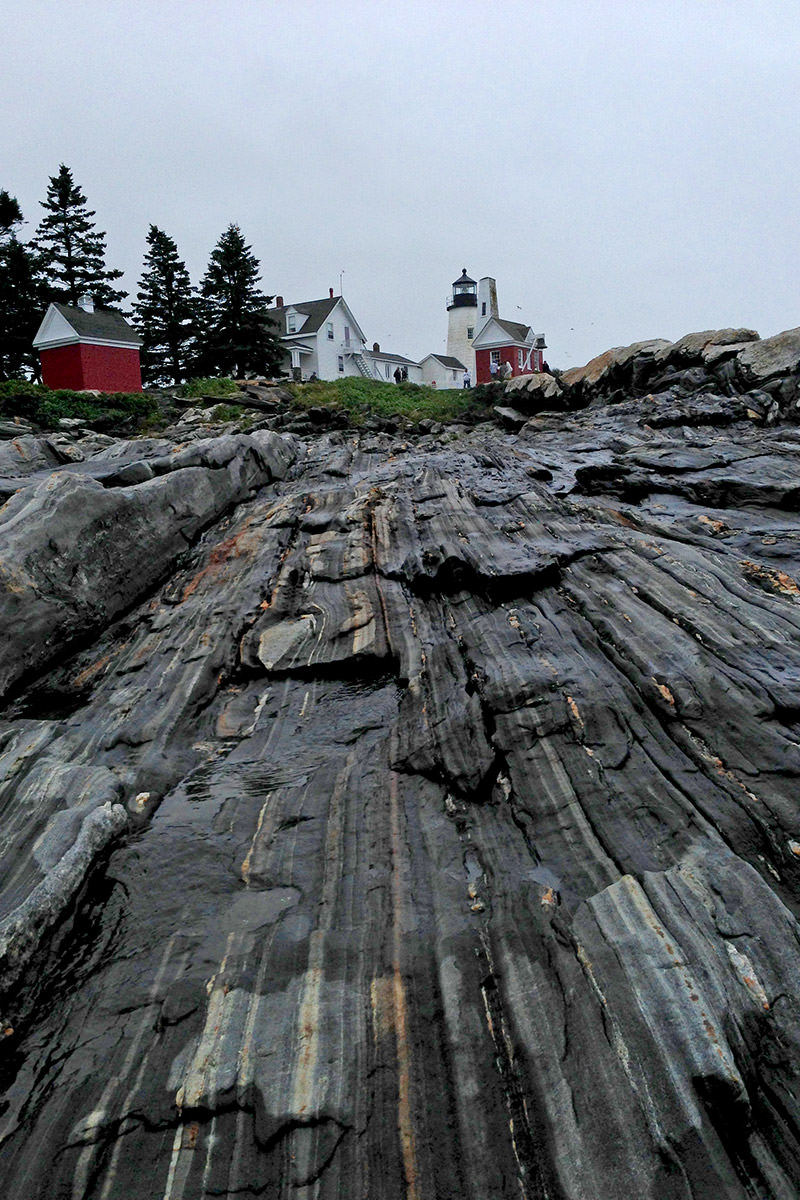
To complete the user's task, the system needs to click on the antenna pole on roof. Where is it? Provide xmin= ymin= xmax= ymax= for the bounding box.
xmin=339 ymin=270 xmax=344 ymax=296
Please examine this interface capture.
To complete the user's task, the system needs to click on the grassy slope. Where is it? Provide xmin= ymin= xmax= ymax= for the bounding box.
xmin=0 ymin=375 xmax=489 ymax=434
xmin=284 ymin=377 xmax=484 ymax=425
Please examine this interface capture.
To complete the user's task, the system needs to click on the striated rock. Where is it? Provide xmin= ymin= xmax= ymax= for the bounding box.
xmin=561 ymin=337 xmax=671 ymax=389
xmin=492 ymin=404 xmax=528 ymax=430
xmin=0 ymin=430 xmax=297 ymax=700
xmin=652 ymin=327 xmax=760 ymax=366
xmin=3 ymin=378 xmax=800 ymax=1198
xmin=736 ymin=326 xmax=800 ymax=381
xmin=504 ymin=325 xmax=800 ymax=429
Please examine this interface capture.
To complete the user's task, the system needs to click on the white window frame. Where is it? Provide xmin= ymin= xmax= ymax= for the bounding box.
xmin=327 ymin=322 xmax=334 ymax=340
xmin=337 ymin=355 xmax=344 ymax=373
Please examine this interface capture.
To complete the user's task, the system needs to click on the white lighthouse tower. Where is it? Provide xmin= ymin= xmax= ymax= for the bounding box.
xmin=446 ymin=269 xmax=478 ymax=376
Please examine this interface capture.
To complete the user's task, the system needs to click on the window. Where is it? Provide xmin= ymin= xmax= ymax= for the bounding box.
xmin=344 ymin=325 xmax=350 ymax=346
xmin=287 ymin=313 xmax=297 ymax=333
xmin=518 ymin=349 xmax=524 ymax=369
xmin=326 ymin=322 xmax=334 ymax=340
xmin=386 ymin=364 xmax=391 ymax=379
xmin=490 ymin=350 xmax=501 ymax=366
xmin=481 ymin=302 xmax=486 ymax=316
xmin=338 ymin=355 xmax=344 ymax=373
xmin=467 ymin=326 xmax=474 ymax=339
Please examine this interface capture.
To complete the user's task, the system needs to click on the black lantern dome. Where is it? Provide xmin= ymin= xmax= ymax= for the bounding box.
xmin=448 ymin=268 xmax=478 ymax=309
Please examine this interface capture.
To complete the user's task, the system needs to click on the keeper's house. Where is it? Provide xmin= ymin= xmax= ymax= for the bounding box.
xmin=33 ymin=296 xmax=142 ymax=391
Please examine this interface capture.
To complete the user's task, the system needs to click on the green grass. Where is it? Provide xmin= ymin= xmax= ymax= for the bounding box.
xmin=0 ymin=380 xmax=159 ymax=433
xmin=285 ymin=377 xmax=484 ymax=425
xmin=178 ymin=376 xmax=240 ymax=399
xmin=211 ymin=403 xmax=246 ymax=423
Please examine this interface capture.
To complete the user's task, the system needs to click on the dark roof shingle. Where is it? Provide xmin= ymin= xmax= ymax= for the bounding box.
xmin=429 ymin=354 xmax=467 ymax=369
xmin=54 ymin=303 xmax=140 ymax=346
xmin=492 ymin=317 xmax=532 ymax=343
xmin=266 ymin=297 xmax=340 ymax=337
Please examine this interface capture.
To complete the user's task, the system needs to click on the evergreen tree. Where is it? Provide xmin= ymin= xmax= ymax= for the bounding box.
xmin=0 ymin=190 xmax=23 ymax=234
xmin=0 ymin=191 xmax=44 ymax=380
xmin=32 ymin=165 xmax=126 ymax=307
xmin=197 ymin=224 xmax=281 ymax=378
xmin=133 ymin=225 xmax=198 ymax=384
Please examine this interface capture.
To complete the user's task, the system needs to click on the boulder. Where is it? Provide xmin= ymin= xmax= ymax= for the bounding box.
xmin=736 ymin=326 xmax=800 ymax=381
xmin=653 ymin=327 xmax=760 ymax=366
xmin=561 ymin=339 xmax=671 ymax=390
xmin=492 ymin=405 xmax=528 ymax=430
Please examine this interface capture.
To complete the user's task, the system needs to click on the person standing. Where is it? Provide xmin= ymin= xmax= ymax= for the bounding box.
xmin=463 ymin=369 xmax=471 ymax=388
xmin=490 ymin=360 xmax=499 ymax=382
xmin=393 ymin=366 xmax=402 ymax=384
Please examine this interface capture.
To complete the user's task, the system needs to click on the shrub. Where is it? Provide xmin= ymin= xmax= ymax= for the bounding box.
xmin=284 ymin=376 xmax=485 ymax=426
xmin=211 ymin=403 xmax=244 ymax=422
xmin=178 ymin=376 xmax=239 ymax=399
xmin=0 ymin=380 xmax=159 ymax=432
xmin=471 ymin=381 xmax=507 ymax=405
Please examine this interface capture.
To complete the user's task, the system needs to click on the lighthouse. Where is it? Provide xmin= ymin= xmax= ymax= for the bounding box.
xmin=446 ymin=269 xmax=478 ymax=375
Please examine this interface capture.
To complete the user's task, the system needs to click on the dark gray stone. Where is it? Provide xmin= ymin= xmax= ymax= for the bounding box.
xmin=3 ymin=357 xmax=800 ymax=1198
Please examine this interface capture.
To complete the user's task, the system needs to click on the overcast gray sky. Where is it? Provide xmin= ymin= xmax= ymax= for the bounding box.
xmin=2 ymin=0 xmax=798 ymax=369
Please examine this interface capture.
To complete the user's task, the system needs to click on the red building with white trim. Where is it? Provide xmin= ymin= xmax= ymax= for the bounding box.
xmin=33 ymin=297 xmax=142 ymax=391
xmin=472 ymin=316 xmax=546 ymax=385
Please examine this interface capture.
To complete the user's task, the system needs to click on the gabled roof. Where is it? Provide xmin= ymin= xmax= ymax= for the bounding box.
xmin=472 ymin=316 xmax=534 ymax=348
xmin=267 ymin=296 xmax=367 ymax=345
xmin=421 ymin=353 xmax=467 ymax=370
xmin=33 ymin=302 xmax=141 ymax=349
xmin=267 ymin=296 xmax=338 ymax=336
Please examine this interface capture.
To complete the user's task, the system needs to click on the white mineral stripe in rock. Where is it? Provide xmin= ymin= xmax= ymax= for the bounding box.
xmin=585 ymin=875 xmax=746 ymax=1133
xmin=74 ymin=936 xmax=183 ymax=1200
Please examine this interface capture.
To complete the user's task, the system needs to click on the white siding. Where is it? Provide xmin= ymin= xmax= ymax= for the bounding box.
xmin=419 ymin=357 xmax=465 ymax=390
xmin=361 ymin=355 xmax=424 ymax=384
xmin=446 ymin=305 xmax=476 ymax=376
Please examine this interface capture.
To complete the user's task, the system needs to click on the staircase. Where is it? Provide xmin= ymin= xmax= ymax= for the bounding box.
xmin=352 ymin=350 xmax=376 ymax=380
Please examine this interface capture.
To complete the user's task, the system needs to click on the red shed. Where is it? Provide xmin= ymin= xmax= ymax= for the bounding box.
xmin=33 ymin=297 xmax=142 ymax=391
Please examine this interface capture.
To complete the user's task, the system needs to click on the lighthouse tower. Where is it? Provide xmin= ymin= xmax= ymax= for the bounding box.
xmin=446 ymin=269 xmax=478 ymax=375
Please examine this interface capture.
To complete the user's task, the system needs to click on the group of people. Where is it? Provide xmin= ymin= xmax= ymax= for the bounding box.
xmin=489 ymin=359 xmax=513 ymax=382
xmin=389 ymin=360 xmax=518 ymax=388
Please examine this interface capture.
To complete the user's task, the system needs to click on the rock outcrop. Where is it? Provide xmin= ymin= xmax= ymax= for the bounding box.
xmin=505 ymin=325 xmax=800 ymax=422
xmin=2 ymin=339 xmax=800 ymax=1198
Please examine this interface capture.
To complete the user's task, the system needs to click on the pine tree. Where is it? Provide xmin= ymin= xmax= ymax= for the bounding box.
xmin=0 ymin=191 xmax=44 ymax=380
xmin=32 ymin=165 xmax=126 ymax=307
xmin=197 ymin=224 xmax=282 ymax=378
xmin=133 ymin=225 xmax=198 ymax=384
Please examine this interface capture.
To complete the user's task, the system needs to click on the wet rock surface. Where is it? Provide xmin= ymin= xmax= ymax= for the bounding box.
xmin=3 ymin=341 xmax=800 ymax=1198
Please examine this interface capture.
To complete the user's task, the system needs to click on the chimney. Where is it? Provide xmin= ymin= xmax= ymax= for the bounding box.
xmin=78 ymin=294 xmax=95 ymax=313
xmin=477 ymin=277 xmax=498 ymax=322
xmin=373 ymin=342 xmax=380 ymax=353
xmin=276 ymin=295 xmax=284 ymax=307
xmin=329 ymin=287 xmax=334 ymax=299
